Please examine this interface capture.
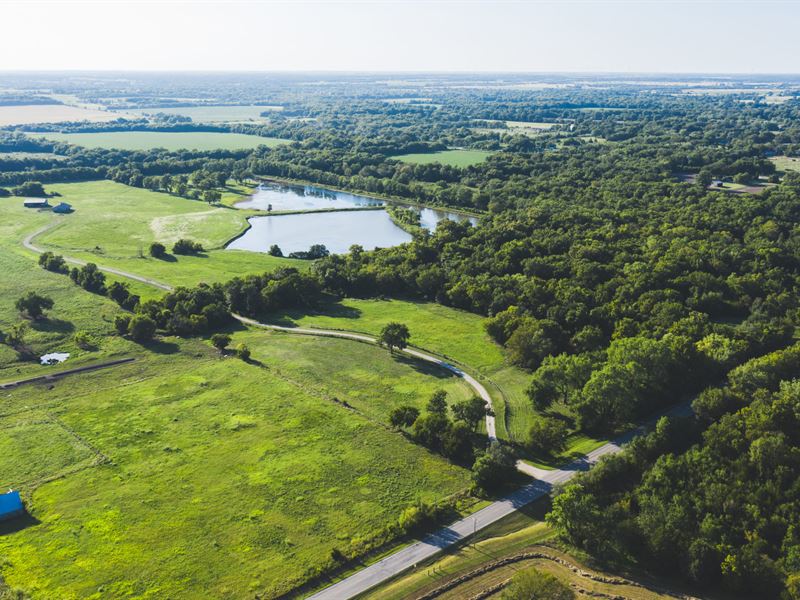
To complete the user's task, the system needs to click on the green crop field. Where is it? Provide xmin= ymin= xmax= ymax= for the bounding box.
xmin=123 ymin=105 xmax=283 ymax=122
xmin=0 ymin=202 xmax=475 ymax=598
xmin=29 ymin=131 xmax=288 ymax=151
xmin=391 ymin=149 xmax=493 ymax=167
xmin=22 ymin=181 xmax=308 ymax=290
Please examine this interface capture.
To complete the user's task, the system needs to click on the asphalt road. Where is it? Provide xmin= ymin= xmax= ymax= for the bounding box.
xmin=305 ymin=400 xmax=694 ymax=600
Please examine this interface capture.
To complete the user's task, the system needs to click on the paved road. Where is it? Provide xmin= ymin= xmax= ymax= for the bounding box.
xmin=305 ymin=400 xmax=694 ymax=600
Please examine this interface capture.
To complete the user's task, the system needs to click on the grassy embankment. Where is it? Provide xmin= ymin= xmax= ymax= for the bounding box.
xmin=28 ymin=131 xmax=288 ymax=151
xmin=0 ymin=199 xmax=478 ymax=598
xmin=361 ymin=502 xmax=689 ymax=600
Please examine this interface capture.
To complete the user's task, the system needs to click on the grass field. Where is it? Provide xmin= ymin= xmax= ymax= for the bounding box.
xmin=24 ymin=180 xmax=308 ymax=290
xmin=29 ymin=131 xmax=288 ymax=151
xmin=0 ymin=151 xmax=68 ymax=160
xmin=770 ymin=155 xmax=800 ymax=173
xmin=123 ymin=105 xmax=283 ymax=122
xmin=391 ymin=149 xmax=493 ymax=167
xmin=0 ymin=104 xmax=120 ymax=126
xmin=0 ymin=203 xmax=476 ymax=598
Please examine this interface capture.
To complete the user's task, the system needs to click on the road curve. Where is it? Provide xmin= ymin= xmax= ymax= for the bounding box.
xmin=234 ymin=316 xmax=498 ymax=440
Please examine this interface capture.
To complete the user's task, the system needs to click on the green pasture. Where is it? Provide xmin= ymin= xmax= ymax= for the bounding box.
xmin=391 ymin=149 xmax=493 ymax=167
xmin=23 ymin=181 xmax=307 ymax=290
xmin=770 ymin=155 xmax=800 ymax=173
xmin=28 ymin=131 xmax=288 ymax=151
xmin=0 ymin=341 xmax=471 ymax=599
xmin=0 ymin=203 xmax=475 ymax=598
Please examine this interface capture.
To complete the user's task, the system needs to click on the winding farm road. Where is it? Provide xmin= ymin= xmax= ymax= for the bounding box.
xmin=22 ymin=221 xmax=690 ymax=599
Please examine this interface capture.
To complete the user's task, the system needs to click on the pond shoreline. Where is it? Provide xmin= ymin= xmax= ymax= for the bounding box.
xmin=247 ymin=176 xmax=485 ymax=219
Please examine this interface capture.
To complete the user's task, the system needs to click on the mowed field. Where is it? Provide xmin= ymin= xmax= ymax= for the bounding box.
xmin=123 ymin=105 xmax=283 ymax=122
xmin=0 ymin=203 xmax=475 ymax=598
xmin=29 ymin=131 xmax=287 ymax=151
xmin=0 ymin=104 xmax=120 ymax=126
xmin=25 ymin=180 xmax=307 ymax=290
xmin=264 ymin=298 xmax=606 ymax=462
xmin=391 ymin=149 xmax=493 ymax=167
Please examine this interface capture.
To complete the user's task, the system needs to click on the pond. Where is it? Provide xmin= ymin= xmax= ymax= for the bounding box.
xmin=228 ymin=182 xmax=478 ymax=255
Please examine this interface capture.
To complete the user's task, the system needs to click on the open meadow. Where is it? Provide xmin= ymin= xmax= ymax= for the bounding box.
xmin=23 ymin=180 xmax=308 ymax=290
xmin=391 ymin=149 xmax=493 ymax=167
xmin=264 ymin=299 xmax=607 ymax=462
xmin=29 ymin=131 xmax=288 ymax=151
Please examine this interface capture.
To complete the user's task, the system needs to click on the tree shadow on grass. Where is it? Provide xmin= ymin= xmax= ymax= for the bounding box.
xmin=142 ymin=339 xmax=180 ymax=354
xmin=156 ymin=254 xmax=177 ymax=263
xmin=30 ymin=318 xmax=74 ymax=334
xmin=390 ymin=351 xmax=457 ymax=379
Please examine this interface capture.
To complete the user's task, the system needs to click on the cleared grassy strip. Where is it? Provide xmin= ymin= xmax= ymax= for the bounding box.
xmin=391 ymin=150 xmax=493 ymax=167
xmin=29 ymin=131 xmax=288 ymax=151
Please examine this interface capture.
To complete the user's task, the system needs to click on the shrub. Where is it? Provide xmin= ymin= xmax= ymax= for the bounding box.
xmin=211 ymin=333 xmax=231 ymax=352
xmin=114 ymin=314 xmax=132 ymax=335
xmin=15 ymin=292 xmax=54 ymax=320
xmin=236 ymin=343 xmax=251 ymax=361
xmin=149 ymin=242 xmax=167 ymax=259
xmin=128 ymin=315 xmax=156 ymax=343
xmin=38 ymin=251 xmax=68 ymax=274
xmin=527 ymin=416 xmax=569 ymax=455
xmin=70 ymin=263 xmax=106 ymax=294
xmin=268 ymin=244 xmax=283 ymax=257
xmin=74 ymin=331 xmax=98 ymax=350
xmin=389 ymin=405 xmax=420 ymax=429
xmin=172 ymin=239 xmax=204 ymax=255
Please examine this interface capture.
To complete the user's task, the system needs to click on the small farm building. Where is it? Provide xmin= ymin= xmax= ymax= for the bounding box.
xmin=0 ymin=490 xmax=24 ymax=521
xmin=23 ymin=199 xmax=49 ymax=209
xmin=52 ymin=202 xmax=72 ymax=214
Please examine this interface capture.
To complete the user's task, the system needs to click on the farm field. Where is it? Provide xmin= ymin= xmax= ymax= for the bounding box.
xmin=28 ymin=131 xmax=288 ymax=151
xmin=22 ymin=181 xmax=308 ymax=290
xmin=0 ymin=104 xmax=120 ymax=126
xmin=391 ymin=149 xmax=493 ymax=167
xmin=122 ymin=104 xmax=283 ymax=122
xmin=0 ymin=203 xmax=477 ymax=598
xmin=0 ymin=151 xmax=68 ymax=160
xmin=0 ymin=340 xmax=472 ymax=599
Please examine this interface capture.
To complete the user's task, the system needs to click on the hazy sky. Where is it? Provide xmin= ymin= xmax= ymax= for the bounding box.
xmin=2 ymin=0 xmax=799 ymax=73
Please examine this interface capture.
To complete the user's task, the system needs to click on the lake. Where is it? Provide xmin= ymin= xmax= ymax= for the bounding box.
xmin=228 ymin=182 xmax=478 ymax=255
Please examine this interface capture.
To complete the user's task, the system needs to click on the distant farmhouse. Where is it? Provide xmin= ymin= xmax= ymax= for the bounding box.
xmin=0 ymin=490 xmax=24 ymax=521
xmin=23 ymin=198 xmax=49 ymax=209
xmin=52 ymin=202 xmax=72 ymax=214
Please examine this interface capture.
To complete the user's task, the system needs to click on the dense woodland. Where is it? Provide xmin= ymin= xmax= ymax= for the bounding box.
xmin=3 ymin=73 xmax=800 ymax=597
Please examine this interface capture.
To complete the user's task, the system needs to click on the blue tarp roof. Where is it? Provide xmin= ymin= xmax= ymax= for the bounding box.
xmin=0 ymin=490 xmax=23 ymax=517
